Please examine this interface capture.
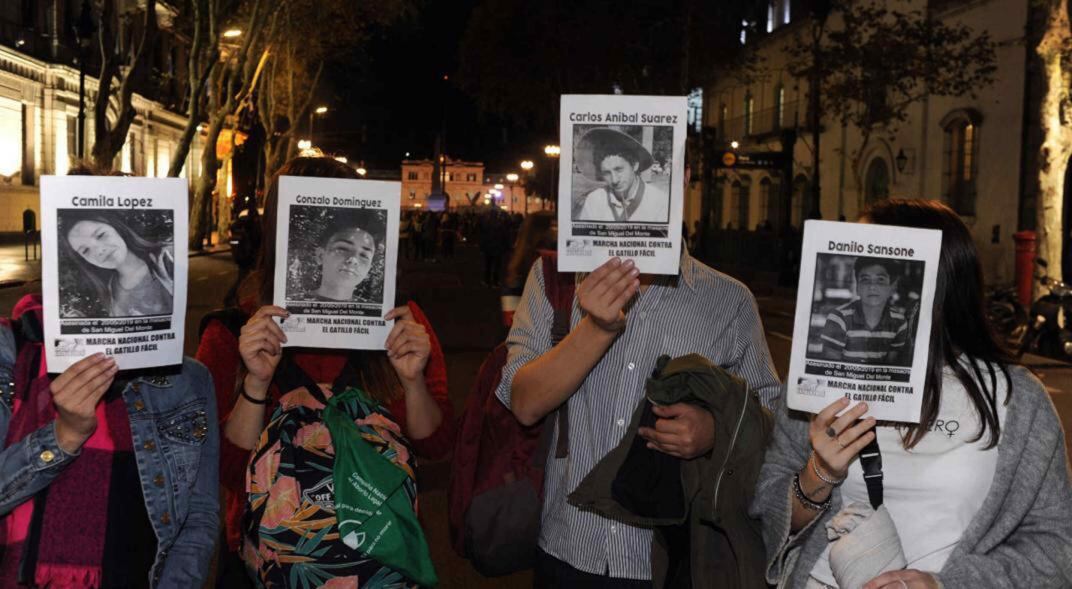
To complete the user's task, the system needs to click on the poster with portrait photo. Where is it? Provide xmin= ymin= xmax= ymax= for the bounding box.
xmin=557 ymin=94 xmax=687 ymax=275
xmin=273 ymin=176 xmax=400 ymax=350
xmin=40 ymin=175 xmax=188 ymax=372
xmin=786 ymin=220 xmax=942 ymax=423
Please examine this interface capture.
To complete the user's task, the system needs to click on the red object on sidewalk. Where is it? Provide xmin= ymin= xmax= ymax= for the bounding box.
xmin=1014 ymin=230 xmax=1037 ymax=307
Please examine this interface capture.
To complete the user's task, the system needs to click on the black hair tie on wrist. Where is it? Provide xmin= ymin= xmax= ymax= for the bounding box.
xmin=239 ymin=384 xmax=269 ymax=405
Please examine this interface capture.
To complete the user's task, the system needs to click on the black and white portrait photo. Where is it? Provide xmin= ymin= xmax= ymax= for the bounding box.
xmin=570 ymin=125 xmax=674 ymax=224
xmin=804 ymin=253 xmax=925 ymax=368
xmin=57 ymin=208 xmax=175 ymax=319
xmin=285 ymin=205 xmax=387 ymax=304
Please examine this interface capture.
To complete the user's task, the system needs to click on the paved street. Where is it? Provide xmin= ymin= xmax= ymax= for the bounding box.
xmin=1 ymin=242 xmax=1070 ymax=587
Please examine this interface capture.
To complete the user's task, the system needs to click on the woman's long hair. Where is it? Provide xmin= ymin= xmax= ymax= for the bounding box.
xmin=240 ymin=156 xmax=401 ymax=404
xmin=862 ymin=199 xmax=1013 ymax=449
xmin=506 ymin=211 xmax=555 ymax=287
xmin=58 ymin=210 xmax=173 ymax=316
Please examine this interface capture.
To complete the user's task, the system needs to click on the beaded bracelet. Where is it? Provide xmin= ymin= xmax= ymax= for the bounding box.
xmin=812 ymin=456 xmax=845 ymax=486
xmin=793 ymin=473 xmax=830 ymax=511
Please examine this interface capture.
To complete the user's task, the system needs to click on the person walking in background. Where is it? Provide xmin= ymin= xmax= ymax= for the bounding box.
xmin=399 ymin=211 xmax=414 ymax=261
xmin=412 ymin=212 xmax=426 ymax=261
xmin=752 ymin=199 xmax=1072 ymax=589
xmin=421 ymin=209 xmax=440 ymax=262
xmin=479 ymin=209 xmax=508 ymax=287
xmin=440 ymin=211 xmax=457 ymax=258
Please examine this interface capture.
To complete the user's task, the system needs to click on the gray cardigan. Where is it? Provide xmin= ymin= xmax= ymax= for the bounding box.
xmin=751 ymin=366 xmax=1072 ymax=588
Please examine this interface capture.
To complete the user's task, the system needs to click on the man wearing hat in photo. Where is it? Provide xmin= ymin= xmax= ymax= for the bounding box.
xmin=575 ymin=128 xmax=670 ymax=223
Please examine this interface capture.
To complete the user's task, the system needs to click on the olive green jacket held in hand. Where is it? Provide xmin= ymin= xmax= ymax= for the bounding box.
xmin=750 ymin=366 xmax=1072 ymax=588
xmin=569 ymin=354 xmax=773 ymax=589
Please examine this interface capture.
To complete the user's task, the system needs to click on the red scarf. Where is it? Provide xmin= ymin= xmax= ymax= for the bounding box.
xmin=0 ymin=296 xmax=134 ymax=588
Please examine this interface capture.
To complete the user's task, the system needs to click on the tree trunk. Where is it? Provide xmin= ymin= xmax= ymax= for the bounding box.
xmin=168 ymin=0 xmax=217 ymax=178
xmin=190 ymin=112 xmax=226 ymax=250
xmin=91 ymin=0 xmax=158 ymax=171
xmin=1035 ymin=0 xmax=1072 ymax=280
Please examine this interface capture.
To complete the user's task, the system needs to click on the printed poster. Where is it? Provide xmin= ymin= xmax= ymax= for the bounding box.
xmin=557 ymin=94 xmax=687 ymax=275
xmin=787 ymin=220 xmax=942 ymax=423
xmin=41 ymin=176 xmax=188 ymax=371
xmin=273 ymin=176 xmax=400 ymax=349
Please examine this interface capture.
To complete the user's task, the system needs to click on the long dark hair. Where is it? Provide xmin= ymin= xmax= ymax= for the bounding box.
xmin=58 ymin=210 xmax=173 ymax=316
xmin=862 ymin=199 xmax=1013 ymax=449
xmin=240 ymin=156 xmax=401 ymax=404
xmin=506 ymin=211 xmax=555 ymax=287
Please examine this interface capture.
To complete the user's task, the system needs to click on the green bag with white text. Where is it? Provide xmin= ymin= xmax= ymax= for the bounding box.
xmin=323 ymin=388 xmax=438 ymax=587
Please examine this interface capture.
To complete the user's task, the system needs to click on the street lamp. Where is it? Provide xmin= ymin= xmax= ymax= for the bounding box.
xmin=75 ymin=0 xmax=96 ymax=160
xmin=356 ymin=167 xmax=367 ymax=176
xmin=520 ymin=161 xmax=534 ymax=213
xmin=895 ymin=148 xmax=908 ymax=173
xmin=730 ymin=140 xmax=740 ymax=150
xmin=223 ymin=29 xmax=243 ymax=38
xmin=543 ymin=145 xmax=560 ymax=211
xmin=297 ymin=139 xmax=312 ymax=150
xmin=310 ymin=106 xmax=328 ymax=145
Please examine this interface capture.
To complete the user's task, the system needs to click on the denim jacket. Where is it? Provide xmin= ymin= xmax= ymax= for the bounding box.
xmin=0 ymin=325 xmax=220 ymax=588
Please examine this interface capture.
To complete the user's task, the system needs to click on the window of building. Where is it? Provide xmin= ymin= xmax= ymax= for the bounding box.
xmin=941 ymin=109 xmax=981 ymax=216
xmin=775 ymin=85 xmax=785 ymax=129
xmin=744 ymin=93 xmax=755 ymax=135
xmin=758 ymin=177 xmax=771 ymax=226
xmin=687 ymin=88 xmax=703 ymax=133
xmin=467 ymin=173 xmax=477 ymax=181
xmin=409 ymin=191 xmax=416 ymax=200
xmin=791 ymin=175 xmax=809 ymax=228
xmin=0 ymin=97 xmax=23 ymax=180
xmin=864 ymin=158 xmax=890 ymax=205
xmin=782 ymin=0 xmax=791 ymax=24
xmin=766 ymin=2 xmax=775 ymax=32
xmin=407 ymin=171 xmax=419 ymax=180
xmin=735 ymin=177 xmax=752 ymax=229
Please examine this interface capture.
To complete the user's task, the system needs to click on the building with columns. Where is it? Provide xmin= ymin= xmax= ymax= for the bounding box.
xmin=0 ymin=1 xmax=211 ymax=233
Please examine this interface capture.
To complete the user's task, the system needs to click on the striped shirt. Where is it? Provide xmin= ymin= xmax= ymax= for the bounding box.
xmin=495 ymin=250 xmax=781 ymax=580
xmin=819 ymin=299 xmax=909 ymax=365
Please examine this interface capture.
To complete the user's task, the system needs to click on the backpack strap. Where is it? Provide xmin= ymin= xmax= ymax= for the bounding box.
xmin=859 ymin=436 xmax=883 ymax=508
xmin=539 ymin=251 xmax=574 ymax=460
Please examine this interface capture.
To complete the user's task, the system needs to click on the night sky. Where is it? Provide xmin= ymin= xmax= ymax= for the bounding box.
xmin=313 ymin=0 xmax=543 ymax=174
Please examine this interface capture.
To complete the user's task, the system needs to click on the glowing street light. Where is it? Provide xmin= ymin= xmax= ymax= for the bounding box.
xmin=315 ymin=106 xmax=328 ymax=115
xmin=494 ymin=183 xmax=504 ymax=190
xmin=730 ymin=140 xmax=740 ymax=150
xmin=520 ymin=160 xmax=534 ymax=171
xmin=297 ymin=139 xmax=312 ymax=150
xmin=223 ymin=29 xmax=242 ymax=38
xmin=356 ymin=167 xmax=367 ymax=176
xmin=506 ymin=173 xmax=519 ymax=182
xmin=334 ymin=156 xmax=348 ymax=163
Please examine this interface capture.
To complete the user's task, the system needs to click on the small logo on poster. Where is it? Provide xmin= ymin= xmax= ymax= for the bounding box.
xmin=797 ymin=377 xmax=826 ymax=397
xmin=566 ymin=238 xmax=593 ymax=256
xmin=280 ymin=316 xmax=306 ymax=333
xmin=54 ymin=339 xmax=86 ymax=357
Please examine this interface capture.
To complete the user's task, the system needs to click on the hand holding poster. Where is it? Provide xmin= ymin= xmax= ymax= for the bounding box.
xmin=273 ymin=176 xmax=400 ymax=350
xmin=41 ymin=176 xmax=188 ymax=371
xmin=786 ymin=220 xmax=942 ymax=423
xmin=557 ymin=94 xmax=687 ymax=275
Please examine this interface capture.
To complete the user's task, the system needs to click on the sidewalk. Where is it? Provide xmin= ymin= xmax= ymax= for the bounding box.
xmin=0 ymin=233 xmax=230 ymax=289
